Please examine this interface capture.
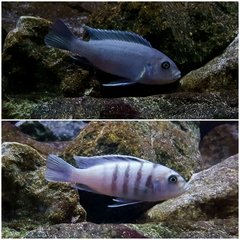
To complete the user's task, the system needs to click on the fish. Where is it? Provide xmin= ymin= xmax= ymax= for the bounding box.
xmin=44 ymin=19 xmax=181 ymax=87
xmin=45 ymin=154 xmax=187 ymax=207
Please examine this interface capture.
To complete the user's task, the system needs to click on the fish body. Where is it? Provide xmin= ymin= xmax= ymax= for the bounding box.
xmin=45 ymin=20 xmax=181 ymax=87
xmin=45 ymin=154 xmax=187 ymax=207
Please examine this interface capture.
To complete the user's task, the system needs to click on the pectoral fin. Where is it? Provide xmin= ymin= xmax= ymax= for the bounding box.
xmin=108 ymin=198 xmax=143 ymax=208
xmin=102 ymin=79 xmax=137 ymax=87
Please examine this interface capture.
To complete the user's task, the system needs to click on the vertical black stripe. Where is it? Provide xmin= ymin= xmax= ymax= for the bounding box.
xmin=122 ymin=163 xmax=130 ymax=195
xmin=134 ymin=162 xmax=144 ymax=195
xmin=145 ymin=163 xmax=158 ymax=193
xmin=111 ymin=164 xmax=119 ymax=193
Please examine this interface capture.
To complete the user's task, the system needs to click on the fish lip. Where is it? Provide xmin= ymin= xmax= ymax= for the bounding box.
xmin=174 ymin=71 xmax=181 ymax=80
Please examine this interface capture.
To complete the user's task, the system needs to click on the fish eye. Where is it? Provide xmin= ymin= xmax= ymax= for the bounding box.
xmin=161 ymin=61 xmax=170 ymax=70
xmin=168 ymin=175 xmax=178 ymax=183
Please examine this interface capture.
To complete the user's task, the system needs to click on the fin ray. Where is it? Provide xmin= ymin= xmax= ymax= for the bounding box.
xmin=45 ymin=154 xmax=75 ymax=182
xmin=74 ymin=155 xmax=150 ymax=169
xmin=108 ymin=198 xmax=143 ymax=208
xmin=84 ymin=25 xmax=151 ymax=47
xmin=45 ymin=19 xmax=76 ymax=51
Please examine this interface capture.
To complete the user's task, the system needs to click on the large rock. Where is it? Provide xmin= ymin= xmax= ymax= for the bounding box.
xmin=61 ymin=121 xmax=200 ymax=223
xmin=199 ymin=122 xmax=238 ymax=169
xmin=2 ymin=142 xmax=86 ymax=237
xmin=2 ymin=3 xmax=238 ymax=120
xmin=16 ymin=120 xmax=88 ymax=141
xmin=2 ymin=16 xmax=93 ymax=97
xmin=64 ymin=121 xmax=201 ymax=177
xmin=89 ymin=2 xmax=238 ymax=73
xmin=25 ymin=222 xmax=147 ymax=238
xmin=25 ymin=217 xmax=238 ymax=238
xmin=29 ymin=91 xmax=238 ymax=119
xmin=2 ymin=122 xmax=69 ymax=155
xmin=145 ymin=154 xmax=238 ymax=222
xmin=180 ymin=35 xmax=238 ymax=92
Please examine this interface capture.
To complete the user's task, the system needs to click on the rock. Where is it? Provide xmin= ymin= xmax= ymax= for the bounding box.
xmin=2 ymin=142 xmax=86 ymax=237
xmin=2 ymin=121 xmax=69 ymax=155
xmin=199 ymin=122 xmax=238 ymax=169
xmin=61 ymin=121 xmax=200 ymax=222
xmin=25 ymin=222 xmax=147 ymax=238
xmin=2 ymin=3 xmax=238 ymax=120
xmin=16 ymin=120 xmax=88 ymax=141
xmin=131 ymin=218 xmax=238 ymax=238
xmin=16 ymin=121 xmax=58 ymax=141
xmin=89 ymin=2 xmax=238 ymax=73
xmin=29 ymin=91 xmax=238 ymax=119
xmin=24 ymin=218 xmax=238 ymax=238
xmin=41 ymin=121 xmax=88 ymax=140
xmin=180 ymin=35 xmax=238 ymax=92
xmin=2 ymin=2 xmax=98 ymax=33
xmin=145 ymin=154 xmax=238 ymax=222
xmin=2 ymin=16 xmax=93 ymax=98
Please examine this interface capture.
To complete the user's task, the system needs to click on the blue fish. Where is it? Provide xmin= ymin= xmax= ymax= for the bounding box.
xmin=45 ymin=20 xmax=181 ymax=87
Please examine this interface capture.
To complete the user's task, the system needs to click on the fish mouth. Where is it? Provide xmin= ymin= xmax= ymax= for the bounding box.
xmin=174 ymin=71 xmax=181 ymax=80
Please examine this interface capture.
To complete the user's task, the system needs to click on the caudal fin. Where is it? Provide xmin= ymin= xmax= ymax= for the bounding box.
xmin=44 ymin=19 xmax=76 ymax=51
xmin=45 ymin=154 xmax=75 ymax=182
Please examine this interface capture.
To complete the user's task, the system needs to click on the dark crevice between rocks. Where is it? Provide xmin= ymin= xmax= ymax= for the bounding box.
xmin=78 ymin=190 xmax=157 ymax=223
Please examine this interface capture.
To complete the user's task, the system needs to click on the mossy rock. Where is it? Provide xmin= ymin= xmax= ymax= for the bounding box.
xmin=30 ymin=90 xmax=238 ymax=119
xmin=145 ymin=154 xmax=238 ymax=222
xmin=64 ymin=121 xmax=201 ymax=179
xmin=88 ymin=2 xmax=238 ymax=73
xmin=2 ymin=142 xmax=86 ymax=238
xmin=3 ymin=16 xmax=93 ymax=98
xmin=180 ymin=35 xmax=238 ymax=92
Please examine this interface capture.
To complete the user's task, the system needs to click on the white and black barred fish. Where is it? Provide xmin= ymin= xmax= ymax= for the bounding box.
xmin=45 ymin=154 xmax=188 ymax=207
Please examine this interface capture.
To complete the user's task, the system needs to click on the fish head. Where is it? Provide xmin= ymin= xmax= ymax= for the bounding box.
xmin=140 ymin=56 xmax=181 ymax=85
xmin=153 ymin=168 xmax=187 ymax=200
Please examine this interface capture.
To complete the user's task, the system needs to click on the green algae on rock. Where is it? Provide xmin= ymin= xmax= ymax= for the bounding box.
xmin=3 ymin=16 xmax=93 ymax=98
xmin=145 ymin=154 xmax=238 ymax=222
xmin=30 ymin=90 xmax=238 ymax=119
xmin=88 ymin=2 xmax=238 ymax=72
xmin=63 ymin=121 xmax=200 ymax=179
xmin=180 ymin=35 xmax=238 ymax=92
xmin=2 ymin=142 xmax=86 ymax=237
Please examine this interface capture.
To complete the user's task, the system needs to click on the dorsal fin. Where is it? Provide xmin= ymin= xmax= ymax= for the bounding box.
xmin=74 ymin=154 xmax=150 ymax=169
xmin=84 ymin=25 xmax=152 ymax=47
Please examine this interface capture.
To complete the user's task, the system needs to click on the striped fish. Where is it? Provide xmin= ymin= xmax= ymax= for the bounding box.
xmin=45 ymin=154 xmax=188 ymax=207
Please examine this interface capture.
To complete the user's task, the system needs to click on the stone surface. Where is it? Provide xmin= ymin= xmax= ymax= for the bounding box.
xmin=2 ymin=2 xmax=238 ymax=120
xmin=24 ymin=218 xmax=238 ymax=238
xmin=3 ymin=16 xmax=93 ymax=98
xmin=180 ymin=35 xmax=238 ymax=92
xmin=199 ymin=122 xmax=238 ymax=169
xmin=62 ymin=121 xmax=200 ymax=223
xmin=145 ymin=154 xmax=238 ymax=222
xmin=89 ymin=2 xmax=238 ymax=73
xmin=2 ymin=122 xmax=238 ymax=238
xmin=2 ymin=122 xmax=69 ymax=155
xmin=29 ymin=91 xmax=238 ymax=119
xmin=16 ymin=121 xmax=88 ymax=141
xmin=25 ymin=222 xmax=147 ymax=238
xmin=2 ymin=142 xmax=86 ymax=238
xmin=64 ymin=121 xmax=200 ymax=178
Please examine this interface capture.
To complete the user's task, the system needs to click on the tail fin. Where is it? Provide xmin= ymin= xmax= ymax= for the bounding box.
xmin=44 ymin=19 xmax=76 ymax=51
xmin=45 ymin=154 xmax=75 ymax=182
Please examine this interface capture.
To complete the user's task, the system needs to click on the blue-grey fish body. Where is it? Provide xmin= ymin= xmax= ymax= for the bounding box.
xmin=45 ymin=154 xmax=187 ymax=207
xmin=45 ymin=20 xmax=181 ymax=86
